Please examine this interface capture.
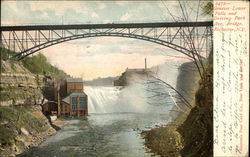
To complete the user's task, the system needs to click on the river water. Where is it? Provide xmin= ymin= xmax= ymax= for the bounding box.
xmin=18 ymin=85 xmax=174 ymax=157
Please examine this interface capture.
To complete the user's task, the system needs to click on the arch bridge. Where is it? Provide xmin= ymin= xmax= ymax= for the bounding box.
xmin=1 ymin=21 xmax=213 ymax=60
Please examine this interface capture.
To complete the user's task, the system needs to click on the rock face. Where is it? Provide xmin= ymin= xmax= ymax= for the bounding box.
xmin=168 ymin=61 xmax=201 ymax=120
xmin=0 ymin=105 xmax=56 ymax=157
xmin=175 ymin=62 xmax=200 ymax=108
xmin=142 ymin=125 xmax=184 ymax=157
xmin=141 ymin=60 xmax=212 ymax=157
xmin=178 ymin=55 xmax=213 ymax=157
xmin=0 ymin=60 xmax=57 ymax=156
xmin=0 ymin=60 xmax=44 ymax=106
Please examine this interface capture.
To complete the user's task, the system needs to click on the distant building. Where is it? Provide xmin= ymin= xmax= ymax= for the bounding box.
xmin=113 ymin=68 xmax=150 ymax=86
xmin=114 ymin=58 xmax=151 ymax=86
xmin=42 ymin=78 xmax=88 ymax=117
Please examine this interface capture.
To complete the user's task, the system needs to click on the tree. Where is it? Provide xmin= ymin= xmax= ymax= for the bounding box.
xmin=144 ymin=0 xmax=213 ymax=114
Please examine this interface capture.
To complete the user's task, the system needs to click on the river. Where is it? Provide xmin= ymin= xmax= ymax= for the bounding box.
xmin=18 ymin=85 xmax=174 ymax=157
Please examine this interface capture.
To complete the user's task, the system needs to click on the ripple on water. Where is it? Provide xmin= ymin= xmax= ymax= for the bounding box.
xmin=19 ymin=113 xmax=166 ymax=157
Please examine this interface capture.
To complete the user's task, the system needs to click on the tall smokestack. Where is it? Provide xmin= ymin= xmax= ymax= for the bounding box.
xmin=145 ymin=58 xmax=147 ymax=70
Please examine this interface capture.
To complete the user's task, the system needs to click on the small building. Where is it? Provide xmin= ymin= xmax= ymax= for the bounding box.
xmin=42 ymin=101 xmax=58 ymax=116
xmin=42 ymin=77 xmax=88 ymax=117
xmin=60 ymin=92 xmax=88 ymax=116
xmin=65 ymin=78 xmax=84 ymax=93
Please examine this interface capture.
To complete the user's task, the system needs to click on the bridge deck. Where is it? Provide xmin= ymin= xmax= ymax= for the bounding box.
xmin=1 ymin=21 xmax=213 ymax=31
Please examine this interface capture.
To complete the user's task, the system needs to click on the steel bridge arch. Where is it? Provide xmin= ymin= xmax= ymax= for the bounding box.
xmin=11 ymin=32 xmax=198 ymax=60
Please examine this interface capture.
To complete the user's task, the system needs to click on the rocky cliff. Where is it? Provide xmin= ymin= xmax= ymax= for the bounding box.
xmin=0 ymin=60 xmax=44 ymax=106
xmin=175 ymin=62 xmax=200 ymax=108
xmin=0 ymin=60 xmax=56 ymax=157
xmin=0 ymin=105 xmax=56 ymax=157
xmin=178 ymin=54 xmax=213 ymax=157
xmin=142 ymin=57 xmax=213 ymax=157
xmin=142 ymin=61 xmax=200 ymax=157
xmin=168 ymin=62 xmax=201 ymax=119
xmin=0 ymin=50 xmax=68 ymax=156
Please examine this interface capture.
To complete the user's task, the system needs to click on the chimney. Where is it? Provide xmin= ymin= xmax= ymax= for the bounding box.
xmin=145 ymin=58 xmax=147 ymax=70
xmin=54 ymin=80 xmax=61 ymax=117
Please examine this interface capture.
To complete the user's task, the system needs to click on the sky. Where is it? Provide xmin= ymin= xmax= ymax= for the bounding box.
xmin=1 ymin=1 xmax=211 ymax=80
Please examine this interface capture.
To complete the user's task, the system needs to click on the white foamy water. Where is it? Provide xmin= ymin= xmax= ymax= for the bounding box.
xmin=84 ymin=86 xmax=122 ymax=113
xmin=84 ymin=85 xmax=173 ymax=114
xmin=19 ymin=85 xmax=174 ymax=157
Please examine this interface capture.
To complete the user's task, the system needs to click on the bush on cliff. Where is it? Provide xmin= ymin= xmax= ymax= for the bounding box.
xmin=1 ymin=48 xmax=68 ymax=79
xmin=178 ymin=53 xmax=213 ymax=157
xmin=21 ymin=53 xmax=68 ymax=79
xmin=0 ymin=106 xmax=46 ymax=146
xmin=0 ymin=105 xmax=56 ymax=157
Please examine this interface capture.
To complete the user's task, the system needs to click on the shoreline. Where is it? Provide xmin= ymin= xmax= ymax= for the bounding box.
xmin=0 ymin=105 xmax=56 ymax=157
xmin=141 ymin=112 xmax=188 ymax=157
xmin=0 ymin=105 xmax=68 ymax=157
xmin=140 ymin=61 xmax=200 ymax=157
xmin=15 ymin=113 xmax=170 ymax=157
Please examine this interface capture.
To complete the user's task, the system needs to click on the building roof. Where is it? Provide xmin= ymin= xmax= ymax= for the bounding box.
xmin=66 ymin=78 xmax=83 ymax=83
xmin=126 ymin=68 xmax=145 ymax=72
xmin=62 ymin=92 xmax=87 ymax=104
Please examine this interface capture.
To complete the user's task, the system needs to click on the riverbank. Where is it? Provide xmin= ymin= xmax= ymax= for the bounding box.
xmin=16 ymin=113 xmax=170 ymax=157
xmin=141 ymin=61 xmax=197 ymax=157
xmin=141 ymin=58 xmax=213 ymax=157
xmin=0 ymin=105 xmax=56 ymax=157
xmin=142 ymin=113 xmax=186 ymax=157
xmin=0 ymin=49 xmax=69 ymax=156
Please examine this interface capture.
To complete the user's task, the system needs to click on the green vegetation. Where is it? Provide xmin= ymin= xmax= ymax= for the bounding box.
xmin=0 ymin=86 xmax=42 ymax=102
xmin=0 ymin=48 xmax=69 ymax=103
xmin=0 ymin=48 xmax=16 ymax=61
xmin=202 ymin=1 xmax=213 ymax=16
xmin=177 ymin=4 xmax=213 ymax=156
xmin=1 ymin=48 xmax=59 ymax=156
xmin=202 ymin=0 xmax=214 ymax=16
xmin=21 ymin=53 xmax=68 ymax=79
xmin=178 ymin=52 xmax=213 ymax=157
xmin=142 ymin=53 xmax=213 ymax=157
xmin=142 ymin=113 xmax=187 ymax=157
xmin=0 ymin=106 xmax=46 ymax=146
xmin=1 ymin=48 xmax=68 ymax=79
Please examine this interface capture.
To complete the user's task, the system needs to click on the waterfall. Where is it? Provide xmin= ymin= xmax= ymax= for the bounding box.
xmin=84 ymin=85 xmax=173 ymax=114
xmin=84 ymin=86 xmax=121 ymax=113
